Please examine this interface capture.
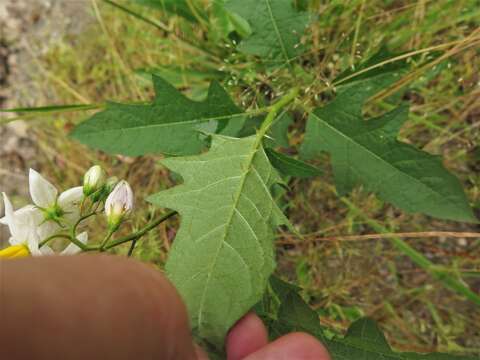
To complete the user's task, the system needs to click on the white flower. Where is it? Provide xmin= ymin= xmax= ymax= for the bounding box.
xmin=83 ymin=165 xmax=106 ymax=196
xmin=0 ymin=193 xmax=42 ymax=257
xmin=1 ymin=168 xmax=88 ymax=258
xmin=1 ymin=193 xmax=58 ymax=248
xmin=0 ymin=193 xmax=88 ymax=258
xmin=29 ymin=168 xmax=84 ymax=226
xmin=105 ymin=180 xmax=134 ymax=231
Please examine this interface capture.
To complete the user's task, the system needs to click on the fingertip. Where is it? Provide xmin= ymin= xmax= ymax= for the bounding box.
xmin=244 ymin=332 xmax=331 ymax=360
xmin=286 ymin=333 xmax=331 ymax=360
xmin=1 ymin=255 xmax=197 ymax=360
xmin=226 ymin=312 xmax=269 ymax=360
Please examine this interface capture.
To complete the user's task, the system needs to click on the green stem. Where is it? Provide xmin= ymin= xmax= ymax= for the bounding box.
xmin=100 ymin=231 xmax=114 ymax=251
xmin=104 ymin=211 xmax=177 ymax=250
xmin=340 ymin=196 xmax=480 ymax=306
xmin=68 ymin=236 xmax=89 ymax=251
xmin=72 ymin=212 xmax=97 ymax=236
xmin=39 ymin=233 xmax=72 ymax=248
xmin=70 ymin=212 xmax=98 ymax=251
xmin=127 ymin=239 xmax=138 ymax=257
xmin=258 ymin=87 xmax=300 ymax=138
xmin=79 ymin=197 xmax=87 ymax=216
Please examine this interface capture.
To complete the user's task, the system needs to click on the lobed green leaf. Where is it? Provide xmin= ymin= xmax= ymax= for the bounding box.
xmin=148 ymin=134 xmax=290 ymax=346
xmin=261 ymin=277 xmax=476 ymax=360
xmin=301 ymin=52 xmax=476 ymax=223
xmin=226 ymin=0 xmax=312 ymax=67
xmin=71 ymin=76 xmax=244 ymax=156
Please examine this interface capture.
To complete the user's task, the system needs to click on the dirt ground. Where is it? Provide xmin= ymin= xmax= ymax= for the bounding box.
xmin=0 ymin=0 xmax=91 ymax=241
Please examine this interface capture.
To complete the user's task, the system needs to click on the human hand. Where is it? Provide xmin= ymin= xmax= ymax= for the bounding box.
xmin=0 ymin=255 xmax=331 ymax=359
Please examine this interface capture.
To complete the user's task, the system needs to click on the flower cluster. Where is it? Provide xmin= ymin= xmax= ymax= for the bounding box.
xmin=0 ymin=166 xmax=134 ymax=259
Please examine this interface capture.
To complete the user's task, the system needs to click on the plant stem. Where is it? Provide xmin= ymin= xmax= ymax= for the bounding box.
xmin=127 ymin=239 xmax=138 ymax=257
xmin=258 ymin=87 xmax=300 ymax=138
xmin=68 ymin=235 xmax=89 ymax=251
xmin=104 ymin=211 xmax=177 ymax=250
xmin=70 ymin=212 xmax=98 ymax=251
xmin=79 ymin=197 xmax=87 ymax=216
xmin=72 ymin=212 xmax=97 ymax=236
xmin=39 ymin=233 xmax=72 ymax=248
xmin=100 ymin=230 xmax=114 ymax=251
xmin=340 ymin=196 xmax=480 ymax=306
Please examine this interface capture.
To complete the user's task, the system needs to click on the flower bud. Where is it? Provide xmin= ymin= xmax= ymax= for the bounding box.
xmin=91 ymin=176 xmax=118 ymax=203
xmin=104 ymin=176 xmax=119 ymax=194
xmin=105 ymin=180 xmax=134 ymax=231
xmin=83 ymin=165 xmax=106 ymax=196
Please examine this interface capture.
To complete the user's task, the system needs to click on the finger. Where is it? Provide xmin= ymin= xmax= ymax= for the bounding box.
xmin=226 ymin=312 xmax=268 ymax=360
xmin=195 ymin=344 xmax=210 ymax=360
xmin=0 ymin=255 xmax=197 ymax=360
xmin=244 ymin=332 xmax=331 ymax=360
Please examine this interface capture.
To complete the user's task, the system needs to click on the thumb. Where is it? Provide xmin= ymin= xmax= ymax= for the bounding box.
xmin=0 ymin=255 xmax=198 ymax=360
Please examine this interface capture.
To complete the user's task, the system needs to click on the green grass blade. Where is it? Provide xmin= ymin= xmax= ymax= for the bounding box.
xmin=1 ymin=104 xmax=101 ymax=113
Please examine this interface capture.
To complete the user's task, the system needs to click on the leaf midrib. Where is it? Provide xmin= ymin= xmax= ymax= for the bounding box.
xmin=312 ymin=112 xmax=462 ymax=213
xmin=264 ymin=0 xmax=291 ymax=65
xmin=77 ymin=111 xmax=246 ymax=134
xmin=196 ymin=138 xmax=262 ymax=330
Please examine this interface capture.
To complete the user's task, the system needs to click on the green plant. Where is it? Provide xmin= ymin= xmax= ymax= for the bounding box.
xmin=2 ymin=0 xmax=479 ymax=358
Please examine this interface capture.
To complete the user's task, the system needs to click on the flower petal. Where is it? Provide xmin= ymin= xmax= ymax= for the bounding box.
xmin=1 ymin=205 xmax=41 ymax=225
xmin=58 ymin=187 xmax=84 ymax=210
xmin=16 ymin=205 xmax=43 ymax=225
xmin=14 ymin=205 xmax=61 ymax=240
xmin=29 ymin=169 xmax=58 ymax=208
xmin=2 ymin=194 xmax=47 ymax=246
xmin=37 ymin=221 xmax=61 ymax=241
xmin=26 ymin=229 xmax=42 ymax=256
xmin=58 ymin=186 xmax=83 ymax=226
xmin=2 ymin=193 xmax=26 ymax=244
xmin=2 ymin=192 xmax=15 ymax=232
xmin=61 ymin=232 xmax=88 ymax=255
xmin=12 ymin=206 xmax=57 ymax=243
xmin=39 ymin=245 xmax=55 ymax=256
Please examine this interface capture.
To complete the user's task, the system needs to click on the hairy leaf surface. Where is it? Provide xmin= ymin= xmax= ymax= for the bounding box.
xmin=148 ymin=135 xmax=289 ymax=345
xmin=301 ymin=57 xmax=475 ymax=222
xmin=71 ymin=76 xmax=244 ymax=156
xmin=226 ymin=0 xmax=311 ymax=66
xmin=261 ymin=277 xmax=475 ymax=360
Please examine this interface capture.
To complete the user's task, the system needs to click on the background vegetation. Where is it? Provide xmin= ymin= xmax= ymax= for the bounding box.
xmin=2 ymin=0 xmax=480 ymax=355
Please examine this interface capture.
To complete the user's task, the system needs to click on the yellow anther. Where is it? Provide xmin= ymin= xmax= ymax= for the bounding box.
xmin=0 ymin=244 xmax=30 ymax=259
